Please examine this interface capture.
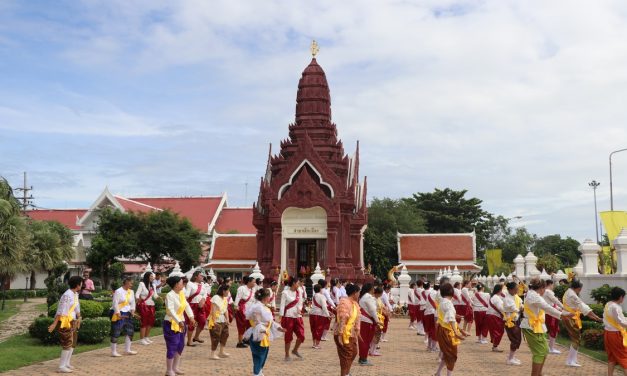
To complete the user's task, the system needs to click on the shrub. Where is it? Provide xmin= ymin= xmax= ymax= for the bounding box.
xmin=155 ymin=310 xmax=165 ymax=327
xmin=77 ymin=317 xmax=110 ymax=344
xmin=48 ymin=299 xmax=105 ymax=319
xmin=553 ymin=285 xmax=568 ymax=301
xmin=581 ymin=329 xmax=604 ymax=350
xmin=29 ymin=316 xmax=60 ymax=344
xmin=0 ymin=289 xmax=47 ymax=299
xmin=581 ymin=321 xmax=604 ymax=331
xmin=587 ymin=304 xmax=604 ymax=319
xmin=590 ymin=284 xmax=612 ymax=305
xmin=99 ymin=301 xmax=112 ymax=316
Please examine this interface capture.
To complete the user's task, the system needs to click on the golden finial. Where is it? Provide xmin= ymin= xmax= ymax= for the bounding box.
xmin=310 ymin=40 xmax=319 ymax=57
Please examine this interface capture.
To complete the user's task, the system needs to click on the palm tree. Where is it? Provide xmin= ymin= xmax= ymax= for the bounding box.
xmin=26 ymin=220 xmax=75 ymax=289
xmin=0 ymin=177 xmax=28 ymax=310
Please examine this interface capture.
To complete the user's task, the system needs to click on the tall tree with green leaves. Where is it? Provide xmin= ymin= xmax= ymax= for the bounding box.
xmin=532 ymin=234 xmax=580 ymax=268
xmin=26 ymin=220 xmax=75 ymax=289
xmin=0 ymin=178 xmax=29 ymax=310
xmin=364 ymin=198 xmax=426 ymax=279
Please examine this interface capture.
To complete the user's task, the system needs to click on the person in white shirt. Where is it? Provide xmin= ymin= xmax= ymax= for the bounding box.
xmin=414 ymin=280 xmax=426 ymax=335
xmin=244 ymin=288 xmax=285 ymax=376
xmin=110 ymin=277 xmax=137 ymax=357
xmin=502 ymin=282 xmax=523 ymax=366
xmin=358 ymin=283 xmax=379 ymax=366
xmin=136 ymin=272 xmax=157 ymax=345
xmin=234 ymin=276 xmax=256 ymax=348
xmin=267 ymin=280 xmax=279 ymax=313
xmin=603 ymin=287 xmax=627 ymax=376
xmin=339 ymin=280 xmax=348 ymax=299
xmin=48 ymin=276 xmax=83 ymax=374
xmin=184 ymin=271 xmax=208 ymax=346
xmin=208 ymin=284 xmax=231 ymax=360
xmin=562 ymin=280 xmax=602 ymax=367
xmin=163 ymin=275 xmax=196 ymax=376
xmin=318 ymin=279 xmax=336 ymax=341
xmin=434 ymin=283 xmax=468 ymax=376
xmin=485 ymin=283 xmax=506 ymax=353
xmin=542 ymin=279 xmax=563 ymax=354
xmin=407 ymin=282 xmax=418 ymax=329
xmin=381 ymin=285 xmax=393 ymax=342
xmin=452 ymin=282 xmax=465 ymax=326
xmin=520 ymin=277 xmax=571 ymax=376
xmin=422 ymin=282 xmax=438 ymax=351
xmin=330 ymin=278 xmax=341 ymax=305
xmin=309 ymin=284 xmax=330 ymax=349
xmin=279 ymin=276 xmax=306 ymax=360
xmin=460 ymin=280 xmax=474 ymax=333
xmin=472 ymin=283 xmax=490 ymax=344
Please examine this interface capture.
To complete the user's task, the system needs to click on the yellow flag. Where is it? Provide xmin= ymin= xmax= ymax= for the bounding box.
xmin=599 ymin=211 xmax=627 ymax=244
xmin=485 ymin=249 xmax=502 ymax=275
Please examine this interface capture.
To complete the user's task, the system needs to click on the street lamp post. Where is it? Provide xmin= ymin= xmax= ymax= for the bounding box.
xmin=24 ymin=277 xmax=29 ymax=302
xmin=589 ymin=180 xmax=601 ymax=244
xmin=610 ymin=148 xmax=627 ymax=211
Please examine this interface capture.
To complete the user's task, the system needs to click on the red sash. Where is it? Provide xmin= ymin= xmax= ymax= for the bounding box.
xmin=360 ymin=307 xmax=375 ymax=322
xmin=284 ymin=290 xmax=300 ymax=312
xmin=427 ymin=294 xmax=437 ymax=309
xmin=453 ymin=290 xmax=462 ymax=303
xmin=414 ymin=289 xmax=422 ymax=302
xmin=187 ymin=284 xmax=202 ymax=303
xmin=461 ymin=292 xmax=471 ymax=306
xmin=489 ymin=299 xmax=503 ymax=318
xmin=138 ymin=287 xmax=154 ymax=305
xmin=313 ymin=295 xmax=326 ymax=312
xmin=475 ymin=293 xmax=488 ymax=308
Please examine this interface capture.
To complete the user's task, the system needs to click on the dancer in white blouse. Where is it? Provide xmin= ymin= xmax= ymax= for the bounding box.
xmin=603 ymin=287 xmax=627 ymax=376
xmin=471 ymin=283 xmax=490 ymax=344
xmin=135 ymin=272 xmax=157 ymax=345
xmin=542 ymin=279 xmax=563 ymax=354
xmin=245 ymin=288 xmax=285 ymax=376
xmin=110 ymin=277 xmax=137 ymax=357
xmin=279 ymin=277 xmax=306 ymax=360
xmin=309 ymin=284 xmax=330 ymax=349
xmin=562 ymin=280 xmax=602 ymax=367
xmin=48 ymin=276 xmax=83 ymax=374
xmin=358 ymin=283 xmax=379 ymax=366
xmin=208 ymin=284 xmax=231 ymax=360
xmin=163 ymin=275 xmax=196 ymax=376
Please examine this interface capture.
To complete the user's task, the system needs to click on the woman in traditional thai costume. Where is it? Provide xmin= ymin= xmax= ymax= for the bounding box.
xmin=604 ymin=287 xmax=627 ymax=375
xmin=208 ymin=284 xmax=231 ymax=360
xmin=48 ymin=276 xmax=83 ymax=374
xmin=334 ymin=283 xmax=361 ymax=376
xmin=502 ymin=282 xmax=523 ymax=366
xmin=244 ymin=287 xmax=285 ymax=376
xmin=279 ymin=276 xmax=305 ymax=360
xmin=485 ymin=283 xmax=506 ymax=352
xmin=435 ymin=282 xmax=468 ymax=376
xmin=471 ymin=283 xmax=490 ymax=344
xmin=358 ymin=283 xmax=379 ymax=366
xmin=562 ymin=279 xmax=602 ymax=367
xmin=309 ymin=283 xmax=330 ymax=349
xmin=460 ymin=280 xmax=474 ymax=333
xmin=541 ymin=279 xmax=563 ymax=354
xmin=163 ymin=275 xmax=196 ymax=376
xmin=136 ymin=271 xmax=157 ymax=345
xmin=521 ymin=277 xmax=571 ymax=376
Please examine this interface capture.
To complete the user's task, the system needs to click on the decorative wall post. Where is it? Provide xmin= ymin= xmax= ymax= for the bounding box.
xmin=249 ymin=262 xmax=265 ymax=281
xmin=579 ymin=239 xmax=600 ymax=276
xmin=397 ymin=265 xmax=411 ymax=305
xmin=614 ymin=229 xmax=627 ymax=275
xmin=309 ymin=262 xmax=325 ymax=284
xmin=524 ymin=252 xmax=538 ymax=280
xmin=513 ymin=254 xmax=525 ymax=280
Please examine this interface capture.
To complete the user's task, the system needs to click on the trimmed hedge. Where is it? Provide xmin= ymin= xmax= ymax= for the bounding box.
xmin=48 ymin=299 xmax=104 ymax=319
xmin=581 ymin=329 xmax=604 ymax=350
xmin=1 ymin=289 xmax=47 ymax=299
xmin=77 ymin=317 xmax=110 ymax=344
xmin=29 ymin=317 xmax=59 ymax=344
xmin=29 ymin=316 xmax=110 ymax=345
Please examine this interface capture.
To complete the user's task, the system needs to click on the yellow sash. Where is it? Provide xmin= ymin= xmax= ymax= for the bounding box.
xmin=260 ymin=319 xmax=272 ymax=348
xmin=562 ymin=296 xmax=582 ymax=329
xmin=342 ymin=303 xmax=359 ymax=345
xmin=60 ymin=293 xmax=79 ymax=329
xmin=170 ymin=291 xmax=187 ymax=333
xmin=524 ymin=301 xmax=545 ymax=334
xmin=437 ymin=304 xmax=460 ymax=346
xmin=505 ymin=295 xmax=522 ymax=329
xmin=375 ymin=298 xmax=385 ymax=330
xmin=208 ymin=297 xmax=228 ymax=330
xmin=605 ymin=304 xmax=627 ymax=347
xmin=111 ymin=289 xmax=132 ymax=322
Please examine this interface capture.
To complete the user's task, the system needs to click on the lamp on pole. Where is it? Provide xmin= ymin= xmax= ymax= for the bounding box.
xmin=610 ymin=148 xmax=627 ymax=211
xmin=588 ymin=180 xmax=601 ymax=244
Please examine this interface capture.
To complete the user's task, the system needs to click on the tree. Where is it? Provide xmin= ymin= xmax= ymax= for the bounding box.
xmin=500 ymin=227 xmax=536 ymax=264
xmin=536 ymin=254 xmax=563 ymax=274
xmin=87 ymin=208 xmax=141 ymax=289
xmin=0 ymin=178 xmax=28 ymax=310
xmin=532 ymin=234 xmax=580 ymax=268
xmin=364 ymin=198 xmax=426 ymax=279
xmin=26 ymin=220 xmax=74 ymax=289
xmin=135 ymin=210 xmax=202 ymax=271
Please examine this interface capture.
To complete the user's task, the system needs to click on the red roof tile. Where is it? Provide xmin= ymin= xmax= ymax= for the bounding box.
xmin=129 ymin=196 xmax=223 ymax=233
xmin=214 ymin=208 xmax=255 ymax=234
xmin=399 ymin=234 xmax=474 ymax=261
xmin=405 ymin=264 xmax=481 ymax=271
xmin=114 ymin=196 xmax=158 ymax=214
xmin=211 ymin=235 xmax=257 ymax=260
xmin=25 ymin=209 xmax=86 ymax=230
xmin=204 ymin=263 xmax=254 ymax=270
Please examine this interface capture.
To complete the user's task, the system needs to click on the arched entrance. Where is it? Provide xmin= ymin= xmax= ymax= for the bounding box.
xmin=281 ymin=207 xmax=327 ymax=279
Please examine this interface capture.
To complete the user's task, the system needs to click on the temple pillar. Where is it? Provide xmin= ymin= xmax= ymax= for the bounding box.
xmin=272 ymin=228 xmax=282 ymax=274
xmin=327 ymin=228 xmax=337 ymax=270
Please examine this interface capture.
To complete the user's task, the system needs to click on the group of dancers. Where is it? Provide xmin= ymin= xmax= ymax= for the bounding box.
xmin=47 ymin=270 xmax=627 ymax=376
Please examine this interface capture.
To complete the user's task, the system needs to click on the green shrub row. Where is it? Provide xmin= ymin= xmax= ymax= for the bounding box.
xmin=1 ymin=289 xmax=47 ymax=299
xmin=29 ymin=317 xmax=111 ymax=345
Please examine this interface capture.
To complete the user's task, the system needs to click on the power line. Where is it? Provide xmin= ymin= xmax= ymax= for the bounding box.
xmin=14 ymin=171 xmax=34 ymax=212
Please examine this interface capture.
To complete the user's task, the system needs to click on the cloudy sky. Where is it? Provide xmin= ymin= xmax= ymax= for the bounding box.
xmin=1 ymin=0 xmax=626 ymax=242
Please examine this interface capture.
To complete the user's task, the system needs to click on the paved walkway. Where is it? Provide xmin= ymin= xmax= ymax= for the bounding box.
xmin=0 ymin=298 xmax=46 ymax=343
xmin=5 ymin=317 xmax=616 ymax=375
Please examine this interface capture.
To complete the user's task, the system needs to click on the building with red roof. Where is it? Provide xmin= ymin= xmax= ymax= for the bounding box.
xmin=397 ymin=232 xmax=482 ymax=282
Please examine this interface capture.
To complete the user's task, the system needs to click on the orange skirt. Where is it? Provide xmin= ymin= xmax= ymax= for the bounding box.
xmin=605 ymin=331 xmax=627 ymax=368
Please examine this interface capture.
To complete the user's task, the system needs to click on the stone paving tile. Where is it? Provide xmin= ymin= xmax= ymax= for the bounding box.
xmin=0 ymin=298 xmax=47 ymax=343
xmin=4 ymin=318 xmax=617 ymax=376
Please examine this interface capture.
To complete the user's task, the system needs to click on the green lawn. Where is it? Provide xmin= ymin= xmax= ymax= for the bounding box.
xmin=0 ymin=300 xmax=22 ymax=323
xmin=0 ymin=328 xmax=164 ymax=372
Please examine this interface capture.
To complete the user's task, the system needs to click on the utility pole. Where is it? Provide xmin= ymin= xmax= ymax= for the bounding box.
xmin=589 ymin=180 xmax=600 ymax=244
xmin=14 ymin=172 xmax=34 ymax=213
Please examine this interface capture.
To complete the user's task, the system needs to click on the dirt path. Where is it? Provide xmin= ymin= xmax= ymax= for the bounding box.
xmin=0 ymin=298 xmax=47 ymax=343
